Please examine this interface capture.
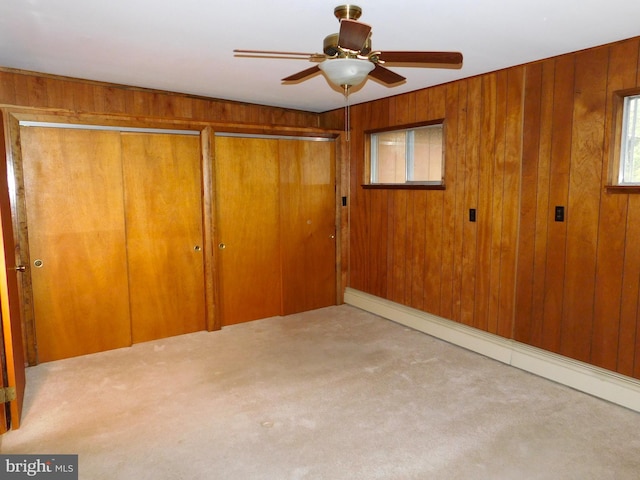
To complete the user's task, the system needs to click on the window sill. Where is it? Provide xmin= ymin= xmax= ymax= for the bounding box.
xmin=605 ymin=185 xmax=640 ymax=194
xmin=362 ymin=183 xmax=446 ymax=191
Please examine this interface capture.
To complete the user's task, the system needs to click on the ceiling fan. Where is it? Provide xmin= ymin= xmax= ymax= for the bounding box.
xmin=234 ymin=4 xmax=463 ymax=90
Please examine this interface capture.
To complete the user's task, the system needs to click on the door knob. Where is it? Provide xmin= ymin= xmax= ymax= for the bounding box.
xmin=34 ymin=259 xmax=43 ymax=268
xmin=194 ymin=245 xmax=202 ymax=252
xmin=218 ymin=243 xmax=226 ymax=250
xmin=329 ymin=234 xmax=335 ymax=239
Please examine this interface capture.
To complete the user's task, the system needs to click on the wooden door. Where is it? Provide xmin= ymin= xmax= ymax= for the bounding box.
xmin=0 ymin=200 xmax=26 ymax=431
xmin=215 ymin=136 xmax=282 ymax=325
xmin=279 ymin=139 xmax=336 ymax=314
xmin=21 ymin=127 xmax=131 ymax=362
xmin=121 ymin=133 xmax=205 ymax=343
xmin=0 ymin=114 xmax=26 ymax=431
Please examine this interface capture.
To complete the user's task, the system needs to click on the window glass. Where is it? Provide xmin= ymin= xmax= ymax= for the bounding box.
xmin=370 ymin=124 xmax=443 ymax=185
xmin=620 ymin=95 xmax=640 ymax=185
xmin=373 ymin=131 xmax=406 ymax=183
xmin=411 ymin=125 xmax=443 ymax=181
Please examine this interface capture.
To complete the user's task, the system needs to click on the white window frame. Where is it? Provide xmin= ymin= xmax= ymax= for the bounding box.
xmin=369 ymin=123 xmax=444 ymax=187
xmin=618 ymin=94 xmax=640 ymax=186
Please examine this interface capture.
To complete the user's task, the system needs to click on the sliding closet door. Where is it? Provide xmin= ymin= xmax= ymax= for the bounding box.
xmin=215 ymin=135 xmax=337 ymax=324
xmin=279 ymin=139 xmax=336 ymax=314
xmin=21 ymin=127 xmax=131 ymax=362
xmin=215 ymin=136 xmax=282 ymax=325
xmin=121 ymin=133 xmax=206 ymax=343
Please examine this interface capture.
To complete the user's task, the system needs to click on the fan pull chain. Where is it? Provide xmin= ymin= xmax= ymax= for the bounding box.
xmin=344 ymin=84 xmax=351 ymax=143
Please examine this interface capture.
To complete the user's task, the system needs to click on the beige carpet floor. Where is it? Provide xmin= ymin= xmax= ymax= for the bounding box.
xmin=1 ymin=305 xmax=639 ymax=479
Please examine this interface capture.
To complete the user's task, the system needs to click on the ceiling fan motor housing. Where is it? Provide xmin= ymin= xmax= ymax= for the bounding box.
xmin=334 ymin=5 xmax=362 ymax=21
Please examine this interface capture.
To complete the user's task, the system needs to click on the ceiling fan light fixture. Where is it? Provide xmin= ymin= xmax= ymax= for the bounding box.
xmin=318 ymin=58 xmax=374 ymax=87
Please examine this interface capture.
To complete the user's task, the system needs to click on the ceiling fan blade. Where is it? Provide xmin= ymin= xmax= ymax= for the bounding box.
xmin=235 ymin=49 xmax=314 ymax=56
xmin=235 ymin=49 xmax=326 ymax=61
xmin=338 ymin=19 xmax=372 ymax=51
xmin=378 ymin=51 xmax=463 ymax=66
xmin=369 ymin=64 xmax=406 ymax=85
xmin=282 ymin=65 xmax=321 ymax=82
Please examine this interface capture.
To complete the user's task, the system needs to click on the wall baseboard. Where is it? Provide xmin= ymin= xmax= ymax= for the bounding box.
xmin=344 ymin=287 xmax=640 ymax=413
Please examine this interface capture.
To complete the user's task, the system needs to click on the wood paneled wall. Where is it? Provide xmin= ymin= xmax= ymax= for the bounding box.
xmin=0 ymin=67 xmax=333 ymax=365
xmin=517 ymin=38 xmax=640 ymax=378
xmin=338 ymin=71 xmax=523 ymax=339
xmin=323 ymin=36 xmax=640 ymax=380
xmin=4 ymin=35 xmax=640 ymax=380
xmin=0 ymin=67 xmax=320 ymax=128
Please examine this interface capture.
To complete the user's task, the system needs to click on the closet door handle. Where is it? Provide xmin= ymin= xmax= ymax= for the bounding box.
xmin=218 ymin=243 xmax=226 ymax=250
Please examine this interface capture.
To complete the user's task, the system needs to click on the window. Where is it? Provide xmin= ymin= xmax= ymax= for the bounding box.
xmin=368 ymin=123 xmax=444 ymax=187
xmin=618 ymin=94 xmax=640 ymax=185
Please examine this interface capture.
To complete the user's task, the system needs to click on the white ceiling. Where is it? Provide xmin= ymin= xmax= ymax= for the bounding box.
xmin=1 ymin=0 xmax=640 ymax=113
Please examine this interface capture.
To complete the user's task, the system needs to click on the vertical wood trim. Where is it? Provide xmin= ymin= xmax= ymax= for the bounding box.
xmin=388 ymin=191 xmax=407 ymax=304
xmin=403 ymin=196 xmax=415 ymax=307
xmin=497 ymin=66 xmax=524 ymax=340
xmin=410 ymin=190 xmax=426 ymax=311
xmin=460 ymin=77 xmax=481 ymax=326
xmin=337 ymin=133 xmax=348 ymax=305
xmin=474 ymin=73 xmax=497 ymax=332
xmin=424 ymin=188 xmax=445 ymax=316
xmin=561 ymin=46 xmax=608 ymax=363
xmin=541 ymin=55 xmax=574 ymax=354
xmin=369 ymin=188 xmax=388 ymax=297
xmin=530 ymin=60 xmax=556 ymax=346
xmin=451 ymin=80 xmax=468 ymax=323
xmin=424 ymin=87 xmax=445 ymax=316
xmin=515 ymin=63 xmax=543 ymax=343
xmin=348 ymin=104 xmax=369 ymax=291
xmin=409 ymin=83 xmax=425 ymax=311
xmin=439 ymin=83 xmax=460 ymax=320
xmin=201 ymin=127 xmax=219 ymax=330
xmin=488 ymin=70 xmax=509 ymax=335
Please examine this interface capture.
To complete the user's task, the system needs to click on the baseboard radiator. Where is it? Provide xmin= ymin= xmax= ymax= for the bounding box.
xmin=344 ymin=287 xmax=640 ymax=413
